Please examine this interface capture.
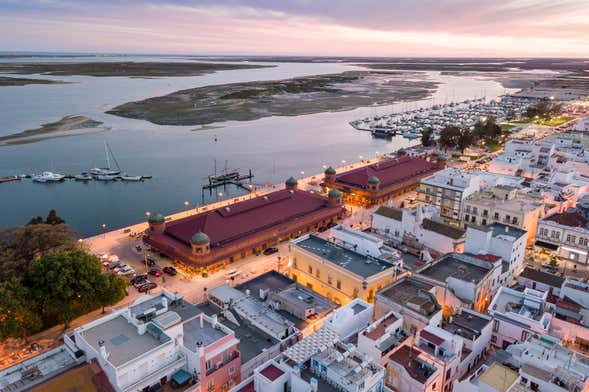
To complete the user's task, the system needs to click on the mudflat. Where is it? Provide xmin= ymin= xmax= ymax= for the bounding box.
xmin=106 ymin=71 xmax=438 ymax=126
xmin=0 ymin=76 xmax=65 ymax=86
xmin=0 ymin=115 xmax=110 ymax=146
xmin=0 ymin=61 xmax=272 ymax=78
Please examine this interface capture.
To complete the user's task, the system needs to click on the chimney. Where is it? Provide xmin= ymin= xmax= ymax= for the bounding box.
xmin=292 ymin=364 xmax=301 ymax=376
xmin=98 ymin=339 xmax=108 ymax=360
xmin=161 ymin=296 xmax=168 ymax=310
xmin=137 ymin=322 xmax=146 ymax=335
xmin=505 ymin=226 xmax=509 ymax=233
xmin=245 ymin=289 xmax=250 ymax=297
xmin=200 ymin=315 xmax=204 ymax=329
xmin=211 ymin=314 xmax=218 ymax=328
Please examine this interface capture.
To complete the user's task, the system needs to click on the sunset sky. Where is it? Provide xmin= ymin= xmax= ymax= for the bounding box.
xmin=1 ymin=0 xmax=588 ymax=57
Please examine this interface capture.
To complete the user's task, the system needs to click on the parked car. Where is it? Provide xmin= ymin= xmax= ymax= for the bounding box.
xmin=263 ymin=247 xmax=279 ymax=256
xmin=138 ymin=282 xmax=157 ymax=292
xmin=133 ymin=278 xmax=149 ymax=289
xmin=135 ymin=245 xmax=142 ymax=252
xmin=149 ymin=267 xmax=162 ymax=277
xmin=131 ymin=274 xmax=148 ymax=285
xmin=146 ymin=257 xmax=157 ymax=267
xmin=163 ymin=266 xmax=177 ymax=276
xmin=118 ymin=266 xmax=135 ymax=276
xmin=108 ymin=261 xmax=121 ymax=270
xmin=225 ymin=269 xmax=239 ymax=278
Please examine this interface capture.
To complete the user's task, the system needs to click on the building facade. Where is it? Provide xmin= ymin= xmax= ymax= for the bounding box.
xmin=323 ymin=155 xmax=443 ymax=206
xmin=289 ymin=234 xmax=405 ymax=305
xmin=536 ymin=208 xmax=589 ymax=264
xmin=144 ymin=179 xmax=344 ymax=273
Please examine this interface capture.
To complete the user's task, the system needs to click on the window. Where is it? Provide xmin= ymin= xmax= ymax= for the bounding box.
xmin=466 ymin=205 xmax=471 ymax=213
xmin=491 ymin=335 xmax=497 ymax=344
xmin=336 ymin=280 xmax=342 ymax=290
xmin=229 ymin=366 xmax=235 ymax=375
xmin=521 ymin=330 xmax=531 ymax=341
xmin=493 ymin=320 xmax=499 ymax=332
xmin=483 ymin=209 xmax=488 ymax=217
xmin=308 ymin=265 xmax=313 ymax=274
xmin=471 ymin=216 xmax=476 ymax=223
xmin=353 ymin=287 xmax=359 ymax=298
xmin=512 ymin=217 xmax=518 ymax=225
xmin=206 ymin=359 xmax=212 ymax=370
xmin=446 ymin=368 xmax=452 ymax=379
xmin=293 ymin=258 xmax=297 ymax=268
xmin=465 ymin=214 xmax=470 ymax=222
xmin=472 ymin=207 xmax=478 ymax=215
xmin=328 ymin=275 xmax=333 ymax=285
xmin=494 ymin=212 xmax=500 ymax=220
xmin=482 ymin=219 xmax=487 ymax=225
xmin=315 ymin=268 xmax=320 ymax=279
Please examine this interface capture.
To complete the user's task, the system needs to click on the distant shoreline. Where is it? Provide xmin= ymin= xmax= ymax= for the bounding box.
xmin=0 ymin=76 xmax=66 ymax=87
xmin=0 ymin=115 xmax=110 ymax=146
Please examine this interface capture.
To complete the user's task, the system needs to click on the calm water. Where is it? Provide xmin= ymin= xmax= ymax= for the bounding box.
xmin=0 ymin=56 xmax=511 ymax=236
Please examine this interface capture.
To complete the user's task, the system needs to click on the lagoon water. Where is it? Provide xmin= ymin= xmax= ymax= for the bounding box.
xmin=0 ymin=56 xmax=511 ymax=236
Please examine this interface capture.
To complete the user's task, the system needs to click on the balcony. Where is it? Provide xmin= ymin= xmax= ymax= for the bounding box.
xmin=205 ymin=351 xmax=240 ymax=376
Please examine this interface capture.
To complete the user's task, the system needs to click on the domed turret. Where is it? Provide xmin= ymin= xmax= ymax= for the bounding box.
xmin=285 ymin=176 xmax=298 ymax=190
xmin=367 ymin=176 xmax=381 ymax=192
xmin=191 ymin=232 xmax=210 ymax=245
xmin=148 ymin=213 xmax=165 ymax=224
xmin=147 ymin=213 xmax=166 ymax=233
xmin=368 ymin=176 xmax=380 ymax=185
xmin=328 ymin=188 xmax=343 ymax=206
xmin=324 ymin=166 xmax=336 ymax=175
xmin=324 ymin=166 xmax=337 ymax=185
xmin=191 ymin=231 xmax=211 ymax=256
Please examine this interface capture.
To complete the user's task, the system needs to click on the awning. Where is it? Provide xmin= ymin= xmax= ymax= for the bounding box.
xmin=535 ymin=240 xmax=559 ymax=251
xmin=171 ymin=369 xmax=192 ymax=385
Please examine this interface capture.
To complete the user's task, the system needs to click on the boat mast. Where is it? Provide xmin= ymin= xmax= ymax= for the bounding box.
xmin=104 ymin=141 xmax=110 ymax=169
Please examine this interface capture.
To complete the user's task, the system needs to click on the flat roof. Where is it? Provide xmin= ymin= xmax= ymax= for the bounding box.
xmin=419 ymin=254 xmax=491 ymax=284
xmin=235 ymin=270 xmax=295 ymax=295
xmin=519 ymin=267 xmax=565 ymax=288
xmin=183 ymin=316 xmax=229 ymax=352
xmin=334 ymin=156 xmax=439 ymax=190
xmin=373 ymin=206 xmax=402 ymax=221
xmin=154 ymin=188 xmax=341 ymax=250
xmin=81 ymin=315 xmax=169 ymax=367
xmin=390 ymin=345 xmax=437 ymax=383
xmin=445 ymin=311 xmax=491 ymax=339
xmin=259 ymin=364 xmax=285 ymax=382
xmin=197 ymin=301 xmax=278 ymax=364
xmin=294 ymin=235 xmax=395 ymax=278
xmin=422 ymin=218 xmax=465 ymax=239
xmin=479 ymin=363 xmax=519 ymax=392
xmin=377 ymin=277 xmax=440 ymax=317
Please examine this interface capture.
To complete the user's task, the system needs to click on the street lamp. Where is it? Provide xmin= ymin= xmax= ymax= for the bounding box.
xmin=217 ymin=192 xmax=223 ymax=202
xmin=300 ymin=171 xmax=305 ymax=177
xmin=101 ymin=223 xmax=106 ymax=239
xmin=184 ymin=200 xmax=190 ymax=216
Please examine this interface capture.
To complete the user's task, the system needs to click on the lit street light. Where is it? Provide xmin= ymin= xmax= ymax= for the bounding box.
xmin=101 ymin=223 xmax=106 ymax=238
xmin=184 ymin=200 xmax=190 ymax=216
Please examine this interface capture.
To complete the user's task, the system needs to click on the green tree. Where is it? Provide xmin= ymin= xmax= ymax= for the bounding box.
xmin=457 ymin=129 xmax=475 ymax=153
xmin=27 ymin=216 xmax=44 ymax=225
xmin=95 ymin=273 xmax=128 ymax=314
xmin=0 ymin=278 xmax=42 ymax=341
xmin=45 ymin=209 xmax=65 ymax=225
xmin=439 ymin=125 xmax=461 ymax=151
xmin=24 ymin=250 xmax=107 ymax=329
xmin=421 ymin=127 xmax=435 ymax=147
xmin=0 ymin=223 xmax=79 ymax=281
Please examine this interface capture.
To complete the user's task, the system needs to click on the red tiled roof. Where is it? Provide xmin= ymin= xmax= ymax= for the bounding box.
xmin=260 ymin=364 xmax=285 ymax=381
xmin=474 ymin=254 xmax=502 ymax=263
xmin=363 ymin=313 xmax=398 ymax=340
xmin=335 ymin=156 xmax=438 ymax=189
xmin=420 ymin=330 xmax=445 ymax=346
xmin=234 ymin=380 xmax=255 ymax=392
xmin=544 ymin=210 xmax=588 ymax=228
xmin=161 ymin=189 xmax=340 ymax=248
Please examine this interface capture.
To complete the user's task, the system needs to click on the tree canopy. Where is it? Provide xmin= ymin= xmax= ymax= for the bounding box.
xmin=525 ymin=98 xmax=563 ymax=120
xmin=0 ymin=223 xmax=79 ymax=281
xmin=421 ymin=127 xmax=435 ymax=147
xmin=0 ymin=249 xmax=128 ymax=340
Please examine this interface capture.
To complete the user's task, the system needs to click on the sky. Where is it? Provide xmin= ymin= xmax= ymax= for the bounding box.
xmin=1 ymin=0 xmax=588 ymax=57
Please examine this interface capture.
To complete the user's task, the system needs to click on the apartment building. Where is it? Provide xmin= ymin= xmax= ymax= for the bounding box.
xmin=536 ymin=207 xmax=589 ymax=264
xmin=460 ymin=185 xmax=544 ymax=245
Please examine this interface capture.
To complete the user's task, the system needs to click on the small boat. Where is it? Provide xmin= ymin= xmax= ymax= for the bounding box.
xmin=32 ymin=171 xmax=65 ymax=183
xmin=120 ymin=174 xmax=142 ymax=181
xmin=95 ymin=174 xmax=118 ymax=181
xmin=0 ymin=175 xmax=20 ymax=184
xmin=75 ymin=172 xmax=93 ymax=181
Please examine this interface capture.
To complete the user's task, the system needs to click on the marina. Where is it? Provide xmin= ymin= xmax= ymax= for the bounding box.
xmin=350 ymin=95 xmax=538 ymax=139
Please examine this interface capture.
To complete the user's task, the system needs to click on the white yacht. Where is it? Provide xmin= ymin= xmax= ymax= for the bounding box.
xmin=90 ymin=141 xmax=121 ymax=177
xmin=32 ymin=171 xmax=65 ymax=183
xmin=120 ymin=174 xmax=142 ymax=181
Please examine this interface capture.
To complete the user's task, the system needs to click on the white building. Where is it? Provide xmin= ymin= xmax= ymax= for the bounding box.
xmin=323 ymin=298 xmax=373 ymax=341
xmin=418 ymin=168 xmax=483 ymax=225
xmin=454 ymin=362 xmax=520 ymax=392
xmin=488 ymin=140 xmax=555 ymax=178
xmin=516 ymin=267 xmax=565 ymax=295
xmin=65 ymin=291 xmax=240 ymax=392
xmin=416 ymin=253 xmax=502 ymax=314
xmin=444 ymin=309 xmax=493 ymax=378
xmin=330 ymin=224 xmax=404 ymax=266
xmin=536 ymin=207 xmax=589 ymax=264
xmin=371 ymin=205 xmax=466 ymax=258
xmin=357 ymin=310 xmax=409 ymax=366
xmin=387 ymin=344 xmax=440 ymax=392
xmin=506 ymin=334 xmax=589 ymax=392
xmin=487 ymin=287 xmax=552 ymax=349
xmin=464 ymin=223 xmax=528 ymax=283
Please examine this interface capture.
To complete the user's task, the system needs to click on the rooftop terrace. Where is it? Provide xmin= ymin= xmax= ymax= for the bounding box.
xmin=378 ymin=277 xmax=440 ymax=318
xmin=418 ymin=254 xmax=491 ymax=284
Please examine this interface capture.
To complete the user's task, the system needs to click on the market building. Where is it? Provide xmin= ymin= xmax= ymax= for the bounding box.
xmin=144 ymin=178 xmax=345 ymax=273
xmin=322 ymin=155 xmax=443 ymax=206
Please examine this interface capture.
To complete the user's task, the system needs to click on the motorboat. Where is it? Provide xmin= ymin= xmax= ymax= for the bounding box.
xmin=32 ymin=171 xmax=65 ymax=183
xmin=95 ymin=174 xmax=118 ymax=181
xmin=74 ymin=172 xmax=93 ymax=181
xmin=120 ymin=174 xmax=142 ymax=181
